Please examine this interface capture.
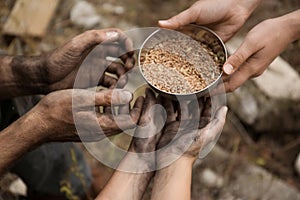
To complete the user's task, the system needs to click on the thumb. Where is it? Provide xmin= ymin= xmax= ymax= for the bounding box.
xmin=223 ymin=38 xmax=255 ymax=75
xmin=158 ymin=8 xmax=195 ymax=29
xmin=70 ymin=29 xmax=125 ymax=52
xmin=95 ymin=89 xmax=133 ymax=106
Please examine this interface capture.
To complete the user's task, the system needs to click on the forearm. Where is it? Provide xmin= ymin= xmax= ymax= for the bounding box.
xmin=96 ymin=154 xmax=154 ymax=200
xmin=0 ymin=55 xmax=48 ymax=99
xmin=151 ymin=157 xmax=194 ymax=200
xmin=0 ymin=109 xmax=46 ymax=176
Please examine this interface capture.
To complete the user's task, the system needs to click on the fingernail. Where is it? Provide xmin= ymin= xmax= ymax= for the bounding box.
xmin=223 ymin=106 xmax=228 ymax=113
xmin=223 ymin=64 xmax=234 ymax=75
xmin=120 ymin=91 xmax=132 ymax=102
xmin=158 ymin=20 xmax=172 ymax=26
xmin=106 ymin=31 xmax=119 ymax=40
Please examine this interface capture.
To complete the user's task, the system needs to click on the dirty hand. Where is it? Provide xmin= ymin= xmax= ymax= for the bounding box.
xmin=129 ymin=89 xmax=164 ymax=154
xmin=32 ymin=89 xmax=143 ymax=142
xmin=95 ymin=89 xmax=163 ymax=200
xmin=126 ymin=89 xmax=166 ymax=171
xmin=158 ymin=0 xmax=261 ymax=42
xmin=220 ymin=11 xmax=300 ymax=93
xmin=43 ymin=29 xmax=135 ymax=91
xmin=157 ymin=98 xmax=227 ymax=164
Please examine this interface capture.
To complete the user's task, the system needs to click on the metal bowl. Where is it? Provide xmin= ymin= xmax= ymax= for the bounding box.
xmin=138 ymin=24 xmax=227 ymax=100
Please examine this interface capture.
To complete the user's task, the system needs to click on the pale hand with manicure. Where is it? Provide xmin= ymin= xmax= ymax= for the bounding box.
xmin=159 ymin=0 xmax=300 ymax=94
xmin=158 ymin=0 xmax=261 ymax=42
xmin=222 ymin=10 xmax=300 ymax=92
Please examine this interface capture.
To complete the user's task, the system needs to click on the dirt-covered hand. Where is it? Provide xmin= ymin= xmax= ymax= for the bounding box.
xmin=125 ymin=89 xmax=166 ymax=171
xmin=43 ymin=29 xmax=135 ymax=91
xmin=33 ymin=89 xmax=143 ymax=142
xmin=158 ymin=0 xmax=261 ymax=42
xmin=129 ymin=89 xmax=165 ymax=154
xmin=157 ymin=98 xmax=227 ymax=164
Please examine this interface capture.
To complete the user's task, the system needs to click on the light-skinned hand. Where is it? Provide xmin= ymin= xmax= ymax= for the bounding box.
xmin=158 ymin=0 xmax=261 ymax=42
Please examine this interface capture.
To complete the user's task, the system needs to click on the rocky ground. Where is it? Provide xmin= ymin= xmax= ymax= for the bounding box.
xmin=0 ymin=0 xmax=299 ymax=199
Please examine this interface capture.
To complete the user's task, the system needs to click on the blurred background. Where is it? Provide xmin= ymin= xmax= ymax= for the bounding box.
xmin=0 ymin=0 xmax=299 ymax=199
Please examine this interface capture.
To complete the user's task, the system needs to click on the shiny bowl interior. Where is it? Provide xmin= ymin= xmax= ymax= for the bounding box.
xmin=138 ymin=24 xmax=227 ymax=99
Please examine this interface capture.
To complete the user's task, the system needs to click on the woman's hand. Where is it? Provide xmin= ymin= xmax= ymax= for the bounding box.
xmin=43 ymin=28 xmax=135 ymax=91
xmin=159 ymin=0 xmax=261 ymax=42
xmin=219 ymin=10 xmax=300 ymax=93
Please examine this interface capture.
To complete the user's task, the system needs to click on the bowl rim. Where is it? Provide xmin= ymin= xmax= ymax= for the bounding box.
xmin=138 ymin=24 xmax=228 ymax=97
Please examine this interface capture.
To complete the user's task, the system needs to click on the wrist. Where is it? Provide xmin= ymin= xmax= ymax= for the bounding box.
xmin=278 ymin=10 xmax=300 ymax=42
xmin=128 ymin=146 xmax=156 ymax=170
xmin=157 ymin=156 xmax=194 ymax=174
xmin=0 ymin=109 xmax=47 ymax=175
xmin=14 ymin=54 xmax=50 ymax=94
xmin=152 ymin=156 xmax=193 ymax=200
xmin=178 ymin=155 xmax=197 ymax=165
xmin=22 ymin=108 xmax=50 ymax=145
xmin=237 ymin=0 xmax=262 ymax=16
xmin=29 ymin=105 xmax=53 ymax=143
xmin=2 ymin=54 xmax=50 ymax=96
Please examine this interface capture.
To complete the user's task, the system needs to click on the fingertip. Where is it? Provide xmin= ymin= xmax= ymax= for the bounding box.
xmin=158 ymin=20 xmax=173 ymax=28
xmin=131 ymin=96 xmax=144 ymax=122
xmin=125 ymin=57 xmax=135 ymax=70
xmin=223 ymin=106 xmax=228 ymax=113
xmin=145 ymin=87 xmax=155 ymax=96
xmin=112 ymin=89 xmax=132 ymax=104
xmin=135 ymin=96 xmax=145 ymax=105
xmin=223 ymin=63 xmax=234 ymax=75
xmin=121 ymin=90 xmax=133 ymax=102
xmin=136 ymin=96 xmax=145 ymax=101
xmin=106 ymin=31 xmax=119 ymax=40
xmin=215 ymin=106 xmax=228 ymax=121
xmin=220 ymin=106 xmax=228 ymax=116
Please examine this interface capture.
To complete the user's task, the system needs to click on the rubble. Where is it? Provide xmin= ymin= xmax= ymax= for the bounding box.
xmin=200 ymin=168 xmax=224 ymax=188
xmin=192 ymin=145 xmax=300 ymax=200
xmin=8 ymin=179 xmax=27 ymax=197
xmin=102 ymin=3 xmax=125 ymax=15
xmin=3 ymin=0 xmax=59 ymax=37
xmin=70 ymin=1 xmax=101 ymax=29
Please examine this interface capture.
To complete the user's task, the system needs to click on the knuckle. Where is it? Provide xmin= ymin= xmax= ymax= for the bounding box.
xmin=69 ymin=38 xmax=81 ymax=51
xmin=252 ymin=69 xmax=264 ymax=77
xmin=226 ymin=83 xmax=237 ymax=93
xmin=244 ymin=32 xmax=259 ymax=50
xmin=189 ymin=7 xmax=198 ymax=18
xmin=98 ymin=115 xmax=113 ymax=127
xmin=130 ymin=109 xmax=140 ymax=123
xmin=104 ymin=92 xmax=112 ymax=105
xmin=85 ymin=30 xmax=99 ymax=38
xmin=230 ymin=53 xmax=246 ymax=67
xmin=247 ymin=62 xmax=267 ymax=78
